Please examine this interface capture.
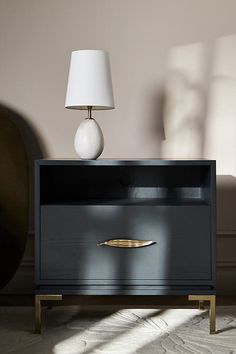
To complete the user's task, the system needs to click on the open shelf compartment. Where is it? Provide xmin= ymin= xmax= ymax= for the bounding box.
xmin=39 ymin=164 xmax=212 ymax=206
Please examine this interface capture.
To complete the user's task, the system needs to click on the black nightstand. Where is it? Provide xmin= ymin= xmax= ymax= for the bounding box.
xmin=35 ymin=159 xmax=216 ymax=333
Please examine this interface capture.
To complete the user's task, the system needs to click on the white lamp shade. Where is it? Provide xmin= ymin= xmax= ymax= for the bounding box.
xmin=65 ymin=50 xmax=115 ymax=110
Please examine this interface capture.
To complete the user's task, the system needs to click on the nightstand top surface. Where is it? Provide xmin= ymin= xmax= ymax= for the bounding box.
xmin=35 ymin=158 xmax=216 ymax=166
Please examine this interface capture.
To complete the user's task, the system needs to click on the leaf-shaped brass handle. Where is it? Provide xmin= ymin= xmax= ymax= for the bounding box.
xmin=97 ymin=239 xmax=156 ymax=248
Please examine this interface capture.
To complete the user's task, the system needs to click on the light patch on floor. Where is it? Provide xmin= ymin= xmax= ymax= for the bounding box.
xmin=1 ymin=306 xmax=236 ymax=353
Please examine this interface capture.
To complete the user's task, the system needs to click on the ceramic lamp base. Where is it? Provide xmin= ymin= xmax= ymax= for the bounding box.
xmin=74 ymin=118 xmax=104 ymax=160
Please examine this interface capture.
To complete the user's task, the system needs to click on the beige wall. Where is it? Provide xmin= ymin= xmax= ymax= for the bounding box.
xmin=1 ymin=0 xmax=236 ymax=294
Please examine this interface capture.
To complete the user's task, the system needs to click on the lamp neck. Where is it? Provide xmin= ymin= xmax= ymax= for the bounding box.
xmin=87 ymin=106 xmax=92 ymax=119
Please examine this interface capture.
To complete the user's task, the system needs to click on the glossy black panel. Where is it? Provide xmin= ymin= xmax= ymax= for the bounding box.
xmin=35 ymin=159 xmax=216 ymax=295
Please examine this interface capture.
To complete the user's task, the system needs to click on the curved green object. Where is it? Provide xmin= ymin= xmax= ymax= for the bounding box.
xmin=0 ymin=107 xmax=29 ymax=289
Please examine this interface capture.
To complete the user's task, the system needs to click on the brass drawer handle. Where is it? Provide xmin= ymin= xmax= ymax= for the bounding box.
xmin=97 ymin=239 xmax=156 ymax=248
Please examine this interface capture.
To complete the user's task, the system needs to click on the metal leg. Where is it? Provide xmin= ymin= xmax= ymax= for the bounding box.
xmin=199 ymin=300 xmax=205 ymax=310
xmin=35 ymin=295 xmax=41 ymax=334
xmin=188 ymin=295 xmax=216 ymax=334
xmin=209 ymin=295 xmax=216 ymax=334
xmin=35 ymin=295 xmax=62 ymax=334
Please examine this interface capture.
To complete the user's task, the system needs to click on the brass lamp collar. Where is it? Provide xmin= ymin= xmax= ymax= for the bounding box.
xmin=87 ymin=106 xmax=93 ymax=119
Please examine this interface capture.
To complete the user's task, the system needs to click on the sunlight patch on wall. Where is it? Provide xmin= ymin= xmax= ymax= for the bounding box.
xmin=162 ymin=43 xmax=206 ymax=159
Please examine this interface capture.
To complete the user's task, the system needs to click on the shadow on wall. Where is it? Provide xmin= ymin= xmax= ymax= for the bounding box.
xmin=0 ymin=103 xmax=46 ymax=290
xmin=162 ymin=69 xmax=206 ymax=158
xmin=1 ymin=104 xmax=47 ymax=230
xmin=145 ymin=88 xmax=166 ymax=157
xmin=217 ymin=175 xmax=236 ymax=294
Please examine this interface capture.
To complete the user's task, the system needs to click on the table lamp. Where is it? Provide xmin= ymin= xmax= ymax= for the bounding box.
xmin=65 ymin=50 xmax=115 ymax=159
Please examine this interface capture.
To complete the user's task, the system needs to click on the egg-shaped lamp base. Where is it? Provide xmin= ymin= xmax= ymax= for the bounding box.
xmin=74 ymin=118 xmax=104 ymax=160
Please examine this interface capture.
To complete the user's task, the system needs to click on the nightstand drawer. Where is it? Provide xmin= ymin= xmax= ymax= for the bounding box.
xmin=39 ymin=205 xmax=211 ymax=285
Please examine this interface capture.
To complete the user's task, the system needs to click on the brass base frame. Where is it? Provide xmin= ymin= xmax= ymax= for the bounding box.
xmin=188 ymin=295 xmax=216 ymax=334
xmin=35 ymin=294 xmax=216 ymax=334
xmin=35 ymin=294 xmax=62 ymax=334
